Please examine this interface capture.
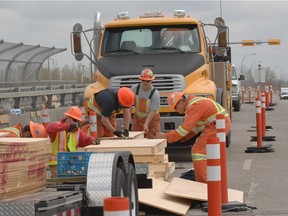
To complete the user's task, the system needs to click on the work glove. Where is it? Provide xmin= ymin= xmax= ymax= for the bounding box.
xmin=67 ymin=124 xmax=78 ymax=132
xmin=123 ymin=129 xmax=129 ymax=137
xmin=113 ymin=130 xmax=125 ymax=138
xmin=91 ymin=138 xmax=100 ymax=145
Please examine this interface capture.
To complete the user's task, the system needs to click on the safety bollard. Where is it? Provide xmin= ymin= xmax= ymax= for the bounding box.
xmin=216 ymin=114 xmax=228 ymax=204
xmin=41 ymin=107 xmax=49 ymax=128
xmin=265 ymin=85 xmax=270 ymax=109
xmin=80 ymin=106 xmax=86 ymax=121
xmin=104 ymin=197 xmax=130 ymax=216
xmin=89 ymin=111 xmax=98 ymax=138
xmin=261 ymin=92 xmax=266 ymax=137
xmin=248 ymin=87 xmax=251 ymax=103
xmin=246 ymin=97 xmax=275 ymax=153
xmin=207 ymin=137 xmax=221 ymax=216
xmin=269 ymin=85 xmax=273 ymax=105
xmin=241 ymin=87 xmax=245 ymax=104
xmin=256 ymin=85 xmax=260 ymax=99
xmin=256 ymin=98 xmax=263 ymax=147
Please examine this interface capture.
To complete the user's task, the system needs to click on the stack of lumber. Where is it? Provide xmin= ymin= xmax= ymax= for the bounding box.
xmin=84 ymin=131 xmax=175 ymax=180
xmin=0 ymin=137 xmax=51 ymax=201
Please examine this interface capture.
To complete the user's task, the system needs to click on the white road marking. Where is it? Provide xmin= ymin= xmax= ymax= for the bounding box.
xmin=246 ymin=180 xmax=258 ymax=205
xmin=243 ymin=159 xmax=253 ymax=170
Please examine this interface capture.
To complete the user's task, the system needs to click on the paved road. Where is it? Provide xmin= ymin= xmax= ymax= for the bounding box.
xmin=168 ymin=93 xmax=288 ymax=216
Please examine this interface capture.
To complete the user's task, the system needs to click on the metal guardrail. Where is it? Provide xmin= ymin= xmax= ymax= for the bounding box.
xmin=0 ymin=84 xmax=85 ymax=111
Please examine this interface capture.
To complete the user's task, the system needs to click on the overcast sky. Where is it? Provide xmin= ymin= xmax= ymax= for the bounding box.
xmin=1 ymin=1 xmax=288 ymax=78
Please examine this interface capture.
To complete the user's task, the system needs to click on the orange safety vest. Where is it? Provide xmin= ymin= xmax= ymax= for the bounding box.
xmin=49 ymin=130 xmax=79 ymax=165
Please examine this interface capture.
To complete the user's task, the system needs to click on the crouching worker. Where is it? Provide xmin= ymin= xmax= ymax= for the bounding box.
xmin=86 ymin=87 xmax=135 ymax=138
xmin=46 ymin=106 xmax=100 ymax=178
xmin=156 ymin=92 xmax=231 ymax=183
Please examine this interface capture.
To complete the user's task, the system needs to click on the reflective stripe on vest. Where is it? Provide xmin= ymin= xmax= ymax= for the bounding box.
xmin=88 ymin=97 xmax=102 ymax=116
xmin=49 ymin=131 xmax=66 ymax=166
xmin=67 ymin=131 xmax=80 ymax=152
xmin=176 ymin=97 xmax=228 ymax=135
xmin=192 ymin=153 xmax=207 ymax=161
xmin=1 ymin=127 xmax=21 ymax=137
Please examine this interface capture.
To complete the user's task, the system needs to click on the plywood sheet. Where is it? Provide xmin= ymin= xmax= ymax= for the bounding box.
xmin=139 ymin=178 xmax=192 ymax=215
xmin=98 ymin=131 xmax=144 ymax=140
xmin=85 ymin=139 xmax=167 ymax=155
xmin=133 ymin=151 xmax=166 ymax=163
xmin=164 ymin=177 xmax=244 ymax=203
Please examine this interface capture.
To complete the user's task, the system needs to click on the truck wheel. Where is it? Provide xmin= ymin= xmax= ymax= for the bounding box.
xmin=226 ymin=131 xmax=231 ymax=147
xmin=127 ymin=164 xmax=139 ymax=216
xmin=112 ymin=167 xmax=126 ymax=197
xmin=234 ymin=99 xmax=241 ymax=112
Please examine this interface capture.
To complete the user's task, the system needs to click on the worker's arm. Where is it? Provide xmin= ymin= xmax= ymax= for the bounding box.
xmin=101 ymin=116 xmax=116 ymax=133
xmin=122 ymin=108 xmax=131 ymax=131
xmin=143 ymin=109 xmax=157 ymax=133
xmin=46 ymin=121 xmax=70 ymax=142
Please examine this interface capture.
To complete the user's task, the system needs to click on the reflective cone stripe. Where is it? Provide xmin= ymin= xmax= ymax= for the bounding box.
xmin=80 ymin=106 xmax=86 ymax=121
xmin=216 ymin=114 xmax=228 ymax=204
xmin=89 ymin=111 xmax=98 ymax=138
xmin=256 ymin=98 xmax=263 ymax=147
xmin=41 ymin=107 xmax=49 ymax=128
xmin=104 ymin=197 xmax=129 ymax=216
xmin=207 ymin=137 xmax=221 ymax=216
xmin=261 ymin=92 xmax=266 ymax=137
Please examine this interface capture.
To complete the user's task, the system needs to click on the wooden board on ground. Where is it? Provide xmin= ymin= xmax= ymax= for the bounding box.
xmin=85 ymin=139 xmax=167 ymax=155
xmin=164 ymin=177 xmax=244 ymax=203
xmin=0 ymin=132 xmax=9 ymax=137
xmin=138 ymin=178 xmax=192 ymax=216
xmin=98 ymin=131 xmax=144 ymax=140
xmin=0 ymin=115 xmax=9 ymax=124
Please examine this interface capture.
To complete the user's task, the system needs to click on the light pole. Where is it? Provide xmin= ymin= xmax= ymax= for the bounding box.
xmin=241 ymin=53 xmax=256 ymax=74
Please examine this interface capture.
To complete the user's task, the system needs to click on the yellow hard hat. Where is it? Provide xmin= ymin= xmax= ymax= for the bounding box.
xmin=167 ymin=92 xmax=184 ymax=109
xmin=118 ymin=87 xmax=135 ymax=107
xmin=64 ymin=106 xmax=82 ymax=122
xmin=29 ymin=121 xmax=48 ymax=138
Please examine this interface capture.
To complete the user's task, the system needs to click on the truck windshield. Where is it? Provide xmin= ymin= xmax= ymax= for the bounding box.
xmin=102 ymin=25 xmax=200 ymax=56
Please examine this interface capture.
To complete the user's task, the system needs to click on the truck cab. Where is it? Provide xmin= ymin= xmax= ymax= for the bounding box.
xmin=231 ymin=65 xmax=244 ymax=111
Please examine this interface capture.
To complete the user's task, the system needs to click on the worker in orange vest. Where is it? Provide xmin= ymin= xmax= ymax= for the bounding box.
xmin=156 ymin=92 xmax=231 ymax=183
xmin=87 ymin=87 xmax=134 ymax=138
xmin=46 ymin=106 xmax=100 ymax=178
xmin=131 ymin=69 xmax=160 ymax=138
xmin=0 ymin=121 xmax=48 ymax=138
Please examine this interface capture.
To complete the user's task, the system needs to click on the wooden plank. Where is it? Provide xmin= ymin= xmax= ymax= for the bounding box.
xmin=85 ymin=139 xmax=167 ymax=155
xmin=164 ymin=177 xmax=244 ymax=203
xmin=98 ymin=131 xmax=144 ymax=140
xmin=133 ymin=151 xmax=166 ymax=163
xmin=139 ymin=178 xmax=192 ymax=215
xmin=149 ymin=162 xmax=175 ymax=181
xmin=148 ymin=162 xmax=172 ymax=172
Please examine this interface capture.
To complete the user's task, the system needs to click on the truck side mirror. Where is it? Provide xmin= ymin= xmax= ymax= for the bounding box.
xmin=72 ymin=23 xmax=84 ymax=61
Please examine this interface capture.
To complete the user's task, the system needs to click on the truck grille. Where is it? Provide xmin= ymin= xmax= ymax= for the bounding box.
xmin=109 ymin=74 xmax=185 ymax=92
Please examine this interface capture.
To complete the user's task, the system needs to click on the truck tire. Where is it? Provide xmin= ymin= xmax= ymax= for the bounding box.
xmin=226 ymin=131 xmax=231 ymax=147
xmin=112 ymin=167 xmax=126 ymax=197
xmin=127 ymin=164 xmax=139 ymax=216
xmin=234 ymin=99 xmax=241 ymax=112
